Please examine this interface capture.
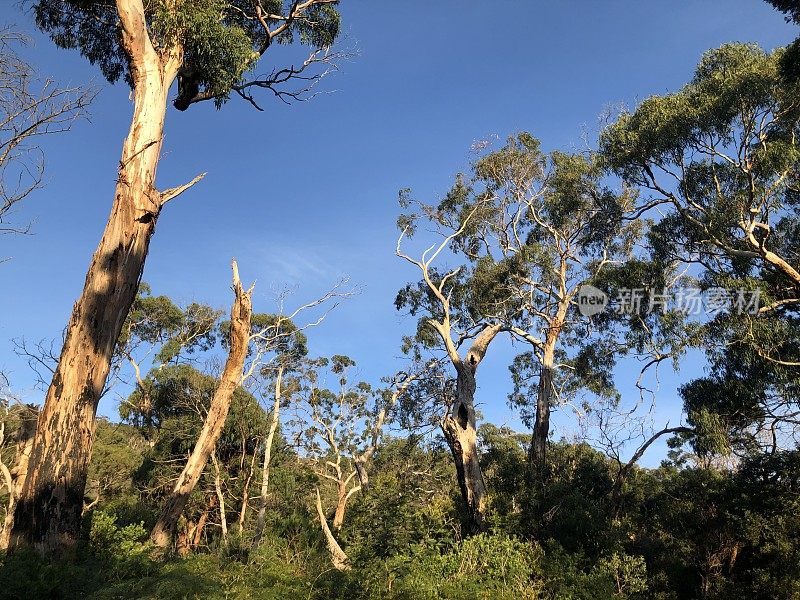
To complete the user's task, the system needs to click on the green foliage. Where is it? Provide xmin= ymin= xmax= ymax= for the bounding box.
xmin=88 ymin=510 xmax=153 ymax=580
xmin=765 ymin=0 xmax=800 ymax=24
xmin=153 ymin=0 xmax=255 ymax=106
xmin=341 ymin=439 xmax=460 ymax=562
xmin=380 ymin=534 xmax=543 ymax=600
xmin=32 ymin=0 xmax=341 ymax=106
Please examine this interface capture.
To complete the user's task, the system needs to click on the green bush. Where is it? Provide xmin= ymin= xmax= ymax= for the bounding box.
xmin=88 ymin=510 xmax=154 ymax=580
xmin=381 ymin=533 xmax=542 ymax=599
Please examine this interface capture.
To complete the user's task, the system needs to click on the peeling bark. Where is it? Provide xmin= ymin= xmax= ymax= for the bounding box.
xmin=440 ymin=323 xmax=501 ymax=534
xmin=441 ymin=363 xmax=487 ymax=535
xmin=150 ymin=261 xmax=252 ymax=548
xmin=9 ymin=0 xmax=191 ymax=555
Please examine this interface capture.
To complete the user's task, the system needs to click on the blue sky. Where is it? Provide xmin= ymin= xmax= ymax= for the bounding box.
xmin=0 ymin=1 xmax=795 ymax=465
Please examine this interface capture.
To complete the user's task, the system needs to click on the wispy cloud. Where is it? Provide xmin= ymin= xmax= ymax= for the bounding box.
xmin=248 ymin=241 xmax=346 ymax=285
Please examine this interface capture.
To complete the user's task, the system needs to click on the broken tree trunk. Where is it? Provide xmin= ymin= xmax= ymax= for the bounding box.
xmin=9 ymin=0 xmax=202 ymax=555
xmin=150 ymin=261 xmax=252 ymax=548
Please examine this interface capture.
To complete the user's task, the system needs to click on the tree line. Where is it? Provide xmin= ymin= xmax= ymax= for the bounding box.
xmin=0 ymin=1 xmax=799 ymax=598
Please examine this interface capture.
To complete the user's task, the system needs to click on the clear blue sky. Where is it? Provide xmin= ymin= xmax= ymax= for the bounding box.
xmin=0 ymin=1 xmax=795 ymax=464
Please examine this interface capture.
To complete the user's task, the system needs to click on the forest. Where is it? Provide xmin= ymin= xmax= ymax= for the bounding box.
xmin=0 ymin=1 xmax=799 ymax=599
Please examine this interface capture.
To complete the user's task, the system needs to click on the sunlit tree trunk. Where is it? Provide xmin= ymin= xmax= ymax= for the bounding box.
xmin=332 ymin=474 xmax=360 ymax=531
xmin=440 ymin=324 xmax=501 ymax=535
xmin=10 ymin=1 xmax=189 ymax=555
xmin=441 ymin=362 xmax=488 ymax=535
xmin=212 ymin=453 xmax=228 ymax=547
xmin=315 ymin=488 xmax=350 ymax=571
xmin=150 ymin=262 xmax=252 ymax=548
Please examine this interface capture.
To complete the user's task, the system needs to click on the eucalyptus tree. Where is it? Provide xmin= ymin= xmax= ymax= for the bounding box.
xmin=447 ymin=134 xmax=638 ymax=472
xmin=601 ymin=43 xmax=800 ymax=459
xmin=0 ymin=400 xmax=37 ymax=550
xmin=249 ymin=312 xmax=307 ymax=546
xmin=291 ymin=355 xmax=372 ymax=532
xmin=118 ymin=283 xmax=221 ymax=434
xmin=125 ymin=363 xmax=265 ymax=552
xmin=15 ymin=0 xmax=342 ymax=553
xmin=288 ymin=355 xmax=416 ymax=567
xmin=396 ymin=194 xmax=505 ymax=534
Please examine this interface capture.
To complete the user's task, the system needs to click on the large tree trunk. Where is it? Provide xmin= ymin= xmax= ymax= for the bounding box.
xmin=441 ymin=363 xmax=487 ymax=535
xmin=150 ymin=262 xmax=252 ymax=548
xmin=438 ymin=324 xmax=500 ymax=535
xmin=332 ymin=482 xmax=347 ymax=530
xmin=253 ymin=365 xmax=283 ymax=545
xmin=332 ymin=475 xmax=362 ymax=531
xmin=10 ymin=1 xmax=185 ymax=554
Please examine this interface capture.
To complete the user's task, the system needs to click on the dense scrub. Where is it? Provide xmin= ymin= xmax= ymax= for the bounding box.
xmin=1 ymin=422 xmax=798 ymax=599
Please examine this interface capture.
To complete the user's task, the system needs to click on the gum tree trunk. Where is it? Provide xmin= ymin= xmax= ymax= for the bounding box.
xmin=150 ymin=262 xmax=252 ymax=548
xmin=332 ymin=475 xmax=360 ymax=531
xmin=10 ymin=0 xmax=185 ymax=555
xmin=528 ymin=304 xmax=567 ymax=474
xmin=315 ymin=488 xmax=350 ymax=571
xmin=211 ymin=453 xmax=228 ymax=547
xmin=439 ymin=323 xmax=501 ymax=535
xmin=529 ymin=339 xmax=556 ymax=471
xmin=441 ymin=363 xmax=487 ymax=535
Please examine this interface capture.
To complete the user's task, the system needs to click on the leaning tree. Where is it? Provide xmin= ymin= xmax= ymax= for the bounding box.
xmin=12 ymin=0 xmax=342 ymax=554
